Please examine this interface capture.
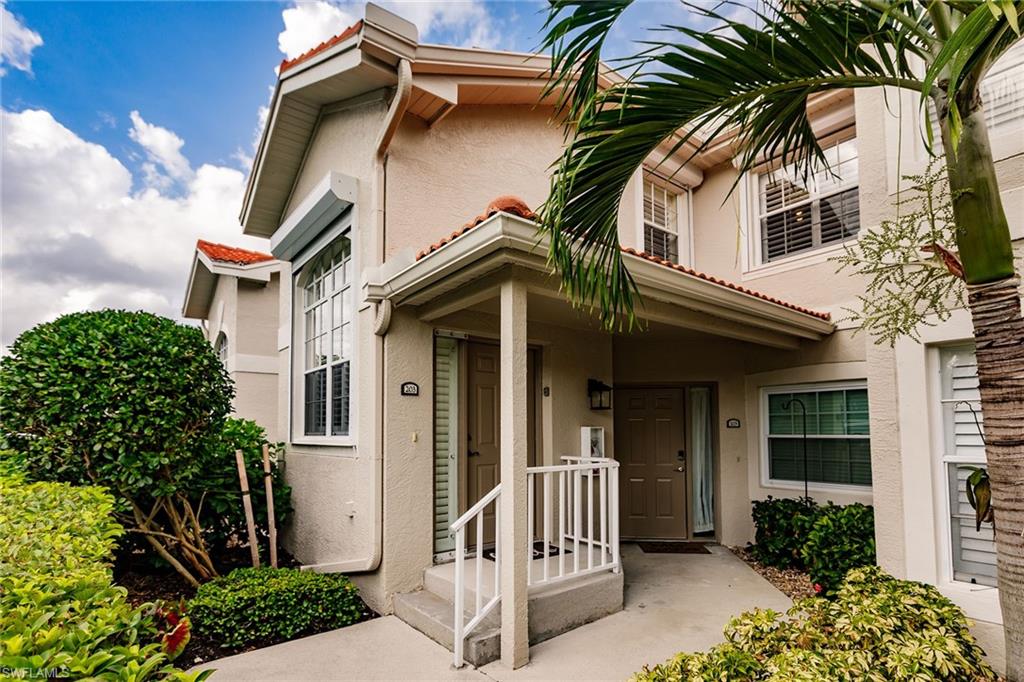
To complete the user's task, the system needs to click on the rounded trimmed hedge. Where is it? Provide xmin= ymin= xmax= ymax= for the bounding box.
xmin=188 ymin=567 xmax=366 ymax=649
xmin=0 ymin=309 xmax=233 ymax=494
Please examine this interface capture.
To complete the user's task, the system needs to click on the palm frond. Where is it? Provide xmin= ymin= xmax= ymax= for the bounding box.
xmin=922 ymin=1 xmax=1023 ymax=151
xmin=540 ymin=0 xmax=931 ymax=328
xmin=539 ymin=0 xmax=636 ymax=128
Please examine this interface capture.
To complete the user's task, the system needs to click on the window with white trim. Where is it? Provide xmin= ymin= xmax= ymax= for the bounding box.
xmin=214 ymin=332 xmax=228 ymax=366
xmin=756 ymin=138 xmax=859 ymax=263
xmin=299 ymin=236 xmax=352 ymax=437
xmin=643 ymin=179 xmax=679 ymax=263
xmin=763 ymin=382 xmax=871 ymax=487
xmin=939 ymin=346 xmax=996 ymax=587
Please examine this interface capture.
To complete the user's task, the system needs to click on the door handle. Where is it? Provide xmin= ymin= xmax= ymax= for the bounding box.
xmin=675 ymin=466 xmax=685 ymax=473
xmin=468 ymin=450 xmax=481 ymax=457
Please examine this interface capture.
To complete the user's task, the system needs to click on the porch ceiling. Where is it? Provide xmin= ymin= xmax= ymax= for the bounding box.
xmin=365 ymin=213 xmax=834 ymax=350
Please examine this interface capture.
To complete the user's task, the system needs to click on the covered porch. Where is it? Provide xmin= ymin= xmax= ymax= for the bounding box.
xmin=365 ymin=210 xmax=833 ymax=669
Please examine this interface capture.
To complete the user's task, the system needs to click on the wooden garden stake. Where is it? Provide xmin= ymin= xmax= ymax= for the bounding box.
xmin=235 ymin=449 xmax=260 ymax=568
xmin=262 ymin=444 xmax=278 ymax=568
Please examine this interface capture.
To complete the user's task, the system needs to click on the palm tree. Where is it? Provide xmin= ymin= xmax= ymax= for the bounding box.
xmin=539 ymin=1 xmax=1023 ymax=676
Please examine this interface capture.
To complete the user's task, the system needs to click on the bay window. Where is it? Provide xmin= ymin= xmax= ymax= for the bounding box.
xmin=756 ymin=138 xmax=860 ymax=263
xmin=299 ymin=236 xmax=352 ymax=437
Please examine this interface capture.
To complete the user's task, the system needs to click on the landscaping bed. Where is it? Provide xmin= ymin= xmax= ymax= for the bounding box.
xmin=730 ymin=546 xmax=816 ymax=600
xmin=115 ymin=549 xmax=378 ymax=666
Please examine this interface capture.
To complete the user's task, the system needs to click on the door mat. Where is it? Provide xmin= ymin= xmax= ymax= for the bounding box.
xmin=481 ymin=541 xmax=572 ymax=562
xmin=637 ymin=541 xmax=712 ymax=554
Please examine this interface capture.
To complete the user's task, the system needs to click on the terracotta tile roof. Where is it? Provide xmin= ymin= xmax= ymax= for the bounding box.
xmin=416 ymin=195 xmax=536 ymax=260
xmin=196 ymin=239 xmax=275 ymax=266
xmin=414 ymin=197 xmax=831 ymax=322
xmin=279 ymin=20 xmax=363 ymax=74
xmin=619 ymin=247 xmax=831 ymax=321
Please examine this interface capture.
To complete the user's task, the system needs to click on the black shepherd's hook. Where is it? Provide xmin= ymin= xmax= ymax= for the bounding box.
xmin=954 ymin=400 xmax=986 ymax=446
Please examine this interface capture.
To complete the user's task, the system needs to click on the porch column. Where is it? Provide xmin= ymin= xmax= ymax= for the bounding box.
xmin=499 ymin=278 xmax=529 ymax=669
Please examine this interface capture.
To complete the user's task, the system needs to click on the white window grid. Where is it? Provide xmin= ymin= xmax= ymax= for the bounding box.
xmin=643 ymin=178 xmax=679 ymax=262
xmin=300 ymin=237 xmax=352 ymax=437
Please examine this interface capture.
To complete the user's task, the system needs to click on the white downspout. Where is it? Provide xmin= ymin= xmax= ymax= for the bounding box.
xmin=303 ymin=59 xmax=412 ymax=574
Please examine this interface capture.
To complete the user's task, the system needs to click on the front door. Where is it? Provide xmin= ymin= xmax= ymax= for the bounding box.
xmin=464 ymin=341 xmax=536 ymax=547
xmin=614 ymin=388 xmax=688 ymax=539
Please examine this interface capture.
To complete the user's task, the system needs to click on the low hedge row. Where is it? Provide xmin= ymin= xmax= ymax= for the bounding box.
xmin=0 ymin=474 xmax=205 ymax=681
xmin=188 ymin=567 xmax=364 ymax=649
xmin=750 ymin=497 xmax=876 ymax=596
xmin=634 ymin=565 xmax=995 ymax=681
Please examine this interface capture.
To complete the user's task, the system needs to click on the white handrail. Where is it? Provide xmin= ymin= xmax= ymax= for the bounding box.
xmin=450 ymin=458 xmax=621 ymax=668
xmin=451 ymin=483 xmax=501 ymax=531
xmin=451 ymin=483 xmax=501 ymax=668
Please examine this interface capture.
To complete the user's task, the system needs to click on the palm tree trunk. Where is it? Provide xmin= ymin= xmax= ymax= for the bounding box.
xmin=945 ymin=103 xmax=1024 ymax=680
xmin=967 ymin=277 xmax=1024 ymax=681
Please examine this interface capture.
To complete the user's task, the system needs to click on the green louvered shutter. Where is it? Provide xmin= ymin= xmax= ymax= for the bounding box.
xmin=434 ymin=338 xmax=459 ymax=555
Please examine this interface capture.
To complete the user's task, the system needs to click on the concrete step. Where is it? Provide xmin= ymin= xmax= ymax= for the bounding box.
xmin=395 ymin=562 xmax=624 ymax=667
xmin=392 ymin=590 xmax=500 ymax=667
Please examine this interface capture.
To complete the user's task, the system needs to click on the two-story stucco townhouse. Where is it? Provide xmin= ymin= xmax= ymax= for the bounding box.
xmin=206 ymin=3 xmax=1023 ymax=669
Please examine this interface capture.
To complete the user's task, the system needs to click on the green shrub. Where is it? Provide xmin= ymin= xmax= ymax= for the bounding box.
xmin=634 ymin=566 xmax=994 ymax=682
xmin=0 ymin=310 xmax=237 ymax=584
xmin=189 ymin=568 xmax=364 ymax=649
xmin=0 ymin=310 xmax=233 ymax=489
xmin=749 ymin=496 xmax=819 ymax=569
xmin=801 ymin=502 xmax=876 ymax=597
xmin=0 ymin=476 xmax=205 ymax=680
xmin=198 ymin=418 xmax=292 ymax=561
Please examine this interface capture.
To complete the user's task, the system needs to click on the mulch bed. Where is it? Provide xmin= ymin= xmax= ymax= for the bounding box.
xmin=730 ymin=546 xmax=816 ymax=600
xmin=114 ymin=546 xmax=378 ymax=666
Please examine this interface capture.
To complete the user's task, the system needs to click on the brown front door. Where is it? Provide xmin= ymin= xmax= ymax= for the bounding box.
xmin=615 ymin=388 xmax=688 ymax=539
xmin=465 ymin=341 xmax=536 ymax=546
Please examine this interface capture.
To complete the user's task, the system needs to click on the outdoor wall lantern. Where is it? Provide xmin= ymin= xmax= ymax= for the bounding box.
xmin=587 ymin=379 xmax=612 ymax=410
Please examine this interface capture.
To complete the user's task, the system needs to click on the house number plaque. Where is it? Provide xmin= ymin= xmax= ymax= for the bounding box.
xmin=400 ymin=382 xmax=420 ymax=396
xmin=726 ymin=418 xmax=741 ymax=429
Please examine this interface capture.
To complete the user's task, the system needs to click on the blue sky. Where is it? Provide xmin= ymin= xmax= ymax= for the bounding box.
xmin=0 ymin=0 xmax=699 ymax=346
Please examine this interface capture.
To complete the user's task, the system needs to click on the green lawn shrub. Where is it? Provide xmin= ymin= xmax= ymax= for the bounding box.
xmin=749 ymin=496 xmax=819 ymax=569
xmin=0 ymin=311 xmax=288 ymax=585
xmin=634 ymin=565 xmax=994 ymax=682
xmin=188 ymin=568 xmax=364 ymax=649
xmin=0 ymin=475 xmax=205 ymax=680
xmin=801 ymin=502 xmax=876 ymax=597
xmin=198 ymin=418 xmax=292 ymax=563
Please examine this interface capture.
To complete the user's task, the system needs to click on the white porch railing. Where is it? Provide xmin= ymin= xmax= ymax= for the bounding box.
xmin=450 ymin=458 xmax=620 ymax=667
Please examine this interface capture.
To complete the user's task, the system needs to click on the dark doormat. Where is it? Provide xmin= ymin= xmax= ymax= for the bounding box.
xmin=481 ymin=541 xmax=572 ymax=562
xmin=637 ymin=541 xmax=713 ymax=554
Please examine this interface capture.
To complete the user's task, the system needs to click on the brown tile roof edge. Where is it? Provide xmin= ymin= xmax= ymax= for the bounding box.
xmin=619 ymin=247 xmax=831 ymax=321
xmin=415 ymin=195 xmax=536 ymax=260
xmin=279 ymin=20 xmax=363 ymax=74
xmin=414 ymin=196 xmax=831 ymax=323
xmin=196 ymin=239 xmax=275 ymax=266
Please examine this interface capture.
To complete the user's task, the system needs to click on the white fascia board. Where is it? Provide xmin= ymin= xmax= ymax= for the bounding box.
xmin=197 ymin=250 xmax=280 ymax=283
xmin=271 ymin=172 xmax=358 ymax=262
xmin=367 ymin=213 xmax=833 ymax=340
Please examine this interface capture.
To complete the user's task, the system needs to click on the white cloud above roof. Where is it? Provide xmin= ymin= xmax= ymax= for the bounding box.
xmin=0 ymin=0 xmax=43 ymax=76
xmin=1 ymin=108 xmax=268 ymax=346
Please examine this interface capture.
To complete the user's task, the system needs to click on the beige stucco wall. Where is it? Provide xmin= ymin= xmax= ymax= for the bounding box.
xmin=204 ymin=271 xmax=281 ymax=441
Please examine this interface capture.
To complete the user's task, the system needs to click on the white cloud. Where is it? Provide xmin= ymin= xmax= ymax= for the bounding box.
xmin=128 ymin=110 xmax=193 ymax=187
xmin=1 ymin=108 xmax=269 ymax=346
xmin=276 ymin=0 xmax=502 ymax=62
xmin=0 ymin=0 xmax=43 ymax=76
xmin=278 ymin=1 xmax=358 ymax=60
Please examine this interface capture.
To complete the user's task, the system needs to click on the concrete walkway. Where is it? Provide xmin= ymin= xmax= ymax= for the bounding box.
xmin=199 ymin=544 xmax=791 ymax=681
